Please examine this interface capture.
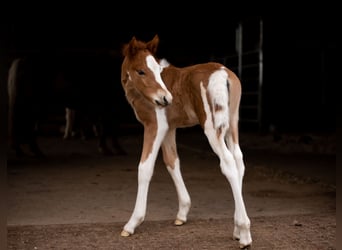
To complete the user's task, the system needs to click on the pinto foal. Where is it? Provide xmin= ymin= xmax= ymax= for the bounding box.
xmin=120 ymin=35 xmax=252 ymax=248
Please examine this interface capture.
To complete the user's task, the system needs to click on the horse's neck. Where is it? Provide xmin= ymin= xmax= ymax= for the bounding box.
xmin=162 ymin=65 xmax=187 ymax=92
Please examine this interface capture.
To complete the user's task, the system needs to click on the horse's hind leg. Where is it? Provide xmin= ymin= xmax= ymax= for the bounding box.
xmin=206 ymin=128 xmax=252 ymax=248
xmin=93 ymin=119 xmax=113 ymax=156
xmin=161 ymin=129 xmax=191 ymax=225
xmin=225 ymin=129 xmax=249 ymax=245
xmin=225 ymin=127 xmax=245 ymax=190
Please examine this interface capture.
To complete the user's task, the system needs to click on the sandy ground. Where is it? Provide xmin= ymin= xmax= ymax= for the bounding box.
xmin=6 ymin=129 xmax=336 ymax=249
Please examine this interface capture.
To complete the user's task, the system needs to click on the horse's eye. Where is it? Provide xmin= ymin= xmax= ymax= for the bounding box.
xmin=137 ymin=70 xmax=145 ymax=75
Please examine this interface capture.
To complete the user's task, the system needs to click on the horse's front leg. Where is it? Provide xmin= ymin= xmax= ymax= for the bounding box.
xmin=63 ymin=107 xmax=75 ymax=140
xmin=161 ymin=129 xmax=191 ymax=226
xmin=121 ymin=122 xmax=167 ymax=237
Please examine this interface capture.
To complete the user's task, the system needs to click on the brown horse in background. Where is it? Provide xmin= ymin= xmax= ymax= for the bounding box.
xmin=7 ymin=54 xmax=126 ymax=157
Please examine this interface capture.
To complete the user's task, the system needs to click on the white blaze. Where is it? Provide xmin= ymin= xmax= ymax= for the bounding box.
xmin=146 ymin=55 xmax=169 ymax=91
xmin=146 ymin=55 xmax=173 ymax=103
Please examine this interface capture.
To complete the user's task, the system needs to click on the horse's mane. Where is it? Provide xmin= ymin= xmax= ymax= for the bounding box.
xmin=159 ymin=58 xmax=170 ymax=69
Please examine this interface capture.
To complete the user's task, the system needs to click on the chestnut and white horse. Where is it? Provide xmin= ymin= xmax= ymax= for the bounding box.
xmin=120 ymin=35 xmax=252 ymax=248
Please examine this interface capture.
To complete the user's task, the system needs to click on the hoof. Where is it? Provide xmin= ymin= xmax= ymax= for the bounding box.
xmin=174 ymin=219 xmax=185 ymax=226
xmin=120 ymin=230 xmax=131 ymax=237
xmin=239 ymin=243 xmax=251 ymax=249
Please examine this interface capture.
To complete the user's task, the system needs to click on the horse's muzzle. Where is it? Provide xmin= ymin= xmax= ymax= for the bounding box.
xmin=155 ymin=96 xmax=171 ymax=106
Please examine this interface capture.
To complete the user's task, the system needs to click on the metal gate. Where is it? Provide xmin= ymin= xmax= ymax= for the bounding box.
xmin=212 ymin=17 xmax=263 ymax=131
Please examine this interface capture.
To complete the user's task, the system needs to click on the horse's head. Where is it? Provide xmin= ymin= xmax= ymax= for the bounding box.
xmin=121 ymin=34 xmax=173 ymax=107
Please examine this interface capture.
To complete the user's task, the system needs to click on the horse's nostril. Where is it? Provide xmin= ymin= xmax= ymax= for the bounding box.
xmin=163 ymin=96 xmax=168 ymax=105
xmin=155 ymin=97 xmax=169 ymax=107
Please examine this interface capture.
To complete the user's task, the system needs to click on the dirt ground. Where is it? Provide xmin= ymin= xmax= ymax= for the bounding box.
xmin=7 ymin=129 xmax=336 ymax=249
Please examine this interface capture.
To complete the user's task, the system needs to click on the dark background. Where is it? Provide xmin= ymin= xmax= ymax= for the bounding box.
xmin=1 ymin=12 xmax=337 ymax=134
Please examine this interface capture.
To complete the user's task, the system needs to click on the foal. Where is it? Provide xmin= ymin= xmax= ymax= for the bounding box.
xmin=120 ymin=35 xmax=252 ymax=248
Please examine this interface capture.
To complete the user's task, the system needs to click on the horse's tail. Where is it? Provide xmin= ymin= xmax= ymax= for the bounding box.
xmin=207 ymin=68 xmax=230 ymax=131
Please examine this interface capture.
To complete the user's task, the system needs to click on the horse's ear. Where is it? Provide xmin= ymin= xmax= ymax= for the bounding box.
xmin=122 ymin=36 xmax=138 ymax=58
xmin=130 ymin=36 xmax=138 ymax=45
xmin=146 ymin=34 xmax=159 ymax=55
